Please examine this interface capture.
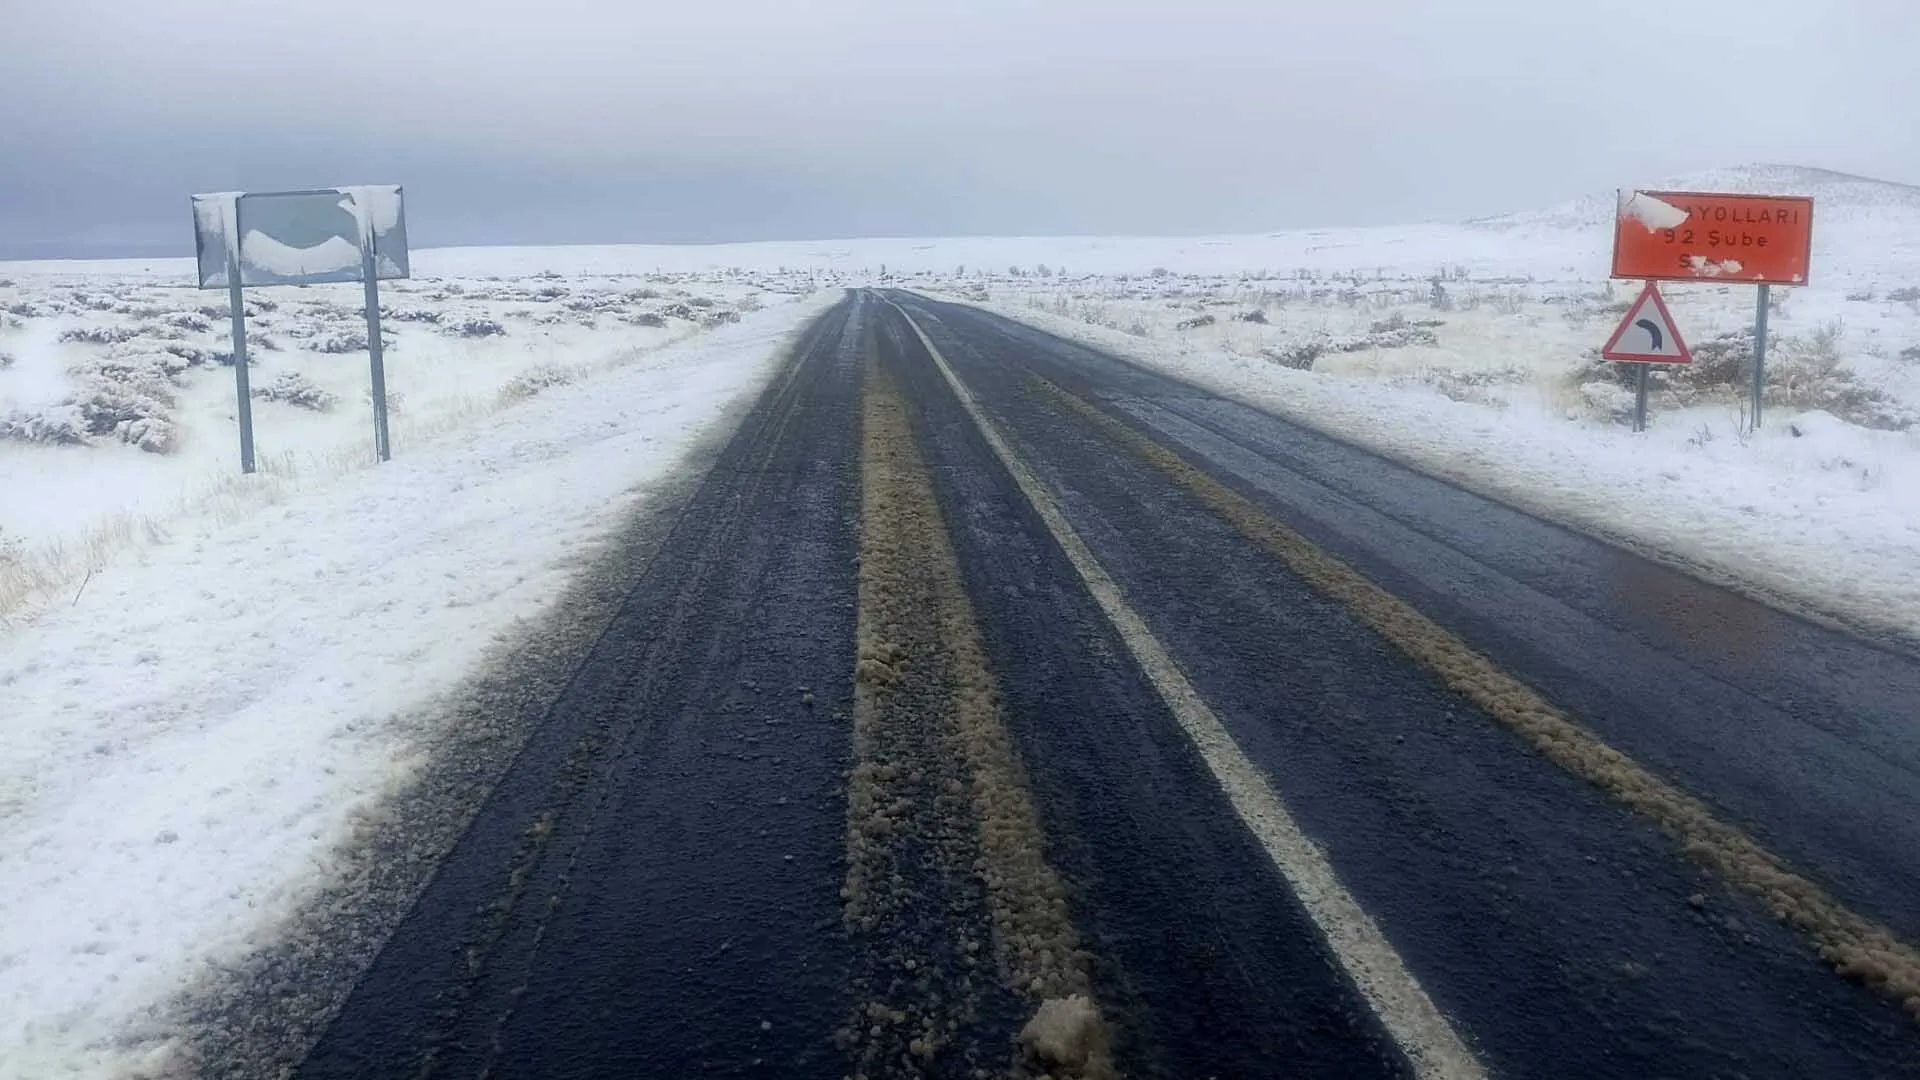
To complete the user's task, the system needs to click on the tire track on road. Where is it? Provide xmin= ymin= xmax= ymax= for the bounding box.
xmin=846 ymin=341 xmax=1112 ymax=1079
xmin=296 ymin=297 xmax=864 ymax=1080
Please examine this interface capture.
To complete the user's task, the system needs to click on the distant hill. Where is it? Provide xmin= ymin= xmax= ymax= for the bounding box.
xmin=1472 ymin=165 xmax=1920 ymax=231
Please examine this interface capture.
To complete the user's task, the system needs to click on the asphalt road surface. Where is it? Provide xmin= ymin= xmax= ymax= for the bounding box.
xmin=294 ymin=290 xmax=1920 ymax=1079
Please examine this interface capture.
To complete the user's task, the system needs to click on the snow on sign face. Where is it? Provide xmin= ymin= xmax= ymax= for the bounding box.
xmin=241 ymin=232 xmax=362 ymax=278
xmin=192 ymin=186 xmax=409 ymax=289
xmin=1611 ymin=189 xmax=1813 ymax=286
xmin=1601 ymin=281 xmax=1692 ymax=364
xmin=1618 ymin=191 xmax=1689 ymax=231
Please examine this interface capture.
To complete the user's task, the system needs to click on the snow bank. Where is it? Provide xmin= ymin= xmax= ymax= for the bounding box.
xmin=0 ymin=291 xmax=833 ymax=1078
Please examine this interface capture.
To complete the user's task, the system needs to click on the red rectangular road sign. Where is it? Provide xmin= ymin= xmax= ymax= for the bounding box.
xmin=1612 ymin=190 xmax=1813 ymax=286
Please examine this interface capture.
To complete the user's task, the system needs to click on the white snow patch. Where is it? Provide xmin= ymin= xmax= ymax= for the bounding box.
xmin=0 ymin=321 xmax=70 ymax=413
xmin=335 ymin=185 xmax=402 ymax=240
xmin=1620 ymin=190 xmax=1690 ymax=231
xmin=1684 ymin=255 xmax=1746 ymax=278
xmin=241 ymin=231 xmax=362 ymax=278
xmin=190 ymin=193 xmax=243 ymax=284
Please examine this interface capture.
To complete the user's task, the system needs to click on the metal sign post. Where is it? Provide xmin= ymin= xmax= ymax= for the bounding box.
xmin=1634 ymin=366 xmax=1650 ymax=433
xmin=360 ymin=242 xmax=391 ymax=461
xmin=1752 ymin=284 xmax=1771 ymax=429
xmin=224 ymin=240 xmax=257 ymax=475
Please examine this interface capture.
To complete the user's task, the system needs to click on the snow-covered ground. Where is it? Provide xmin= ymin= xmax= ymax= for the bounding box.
xmin=0 ymin=274 xmax=834 ymax=1077
xmin=0 ymin=263 xmax=808 ymax=623
xmin=941 ymin=166 xmax=1920 ymax=644
xmin=4 ymin=161 xmax=1919 ymax=1077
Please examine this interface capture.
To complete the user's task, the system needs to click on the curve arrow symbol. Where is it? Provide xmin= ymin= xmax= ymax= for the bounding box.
xmin=1635 ymin=318 xmax=1664 ymax=350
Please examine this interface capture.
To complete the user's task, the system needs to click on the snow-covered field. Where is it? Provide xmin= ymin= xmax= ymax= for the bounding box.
xmin=3 ymin=162 xmax=1919 ymax=1077
xmin=0 ymin=261 xmax=820 ymax=624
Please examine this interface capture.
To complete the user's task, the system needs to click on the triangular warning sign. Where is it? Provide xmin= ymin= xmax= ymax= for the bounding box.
xmin=1602 ymin=282 xmax=1692 ymax=364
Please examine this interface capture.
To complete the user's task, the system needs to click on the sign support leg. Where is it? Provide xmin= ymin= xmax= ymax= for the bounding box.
xmin=1752 ymin=284 xmax=1770 ymax=431
xmin=227 ymin=269 xmax=255 ymax=475
xmin=1633 ymin=364 xmax=1649 ymax=433
xmin=362 ymin=248 xmax=391 ymax=462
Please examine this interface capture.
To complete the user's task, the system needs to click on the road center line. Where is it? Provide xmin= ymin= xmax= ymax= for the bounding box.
xmin=888 ymin=300 xmax=1488 ymax=1080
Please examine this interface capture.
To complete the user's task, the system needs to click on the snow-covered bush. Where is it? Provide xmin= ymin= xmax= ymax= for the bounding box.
xmin=1580 ymin=380 xmax=1638 ymax=424
xmin=86 ymin=350 xmax=180 ymax=400
xmin=449 ymin=317 xmax=506 ymax=338
xmin=1262 ymin=343 xmax=1322 ymax=371
xmin=498 ymin=364 xmax=577 ymax=405
xmin=105 ymin=344 xmax=195 ymax=378
xmin=1348 ymin=315 xmax=1440 ymax=351
xmin=255 ymin=371 xmax=338 ymax=411
xmin=311 ymin=329 xmax=370 ymax=354
xmin=59 ymin=325 xmax=140 ymax=345
xmin=0 ymin=349 xmax=14 ymax=370
xmin=75 ymin=382 xmax=174 ymax=439
xmin=118 ymin=417 xmax=178 ymax=454
xmin=1579 ymin=325 xmax=1916 ymax=431
xmin=0 ymin=406 xmax=86 ymax=445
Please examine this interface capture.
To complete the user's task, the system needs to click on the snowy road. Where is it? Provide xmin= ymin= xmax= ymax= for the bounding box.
xmin=274 ymin=291 xmax=1920 ymax=1078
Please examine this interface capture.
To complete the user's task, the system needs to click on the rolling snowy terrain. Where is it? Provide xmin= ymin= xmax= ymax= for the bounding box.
xmin=2 ymin=163 xmax=1918 ymax=1077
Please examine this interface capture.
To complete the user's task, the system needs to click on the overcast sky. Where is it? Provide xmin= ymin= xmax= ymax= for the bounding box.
xmin=2 ymin=0 xmax=1914 ymax=257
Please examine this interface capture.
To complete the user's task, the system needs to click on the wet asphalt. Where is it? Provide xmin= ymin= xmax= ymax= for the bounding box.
xmin=294 ymin=291 xmax=1920 ymax=1078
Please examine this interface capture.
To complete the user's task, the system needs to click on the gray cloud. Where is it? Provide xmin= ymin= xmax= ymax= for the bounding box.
xmin=2 ymin=0 xmax=1914 ymax=257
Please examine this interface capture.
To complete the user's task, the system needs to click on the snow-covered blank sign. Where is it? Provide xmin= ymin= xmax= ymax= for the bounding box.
xmin=192 ymin=186 xmax=409 ymax=289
